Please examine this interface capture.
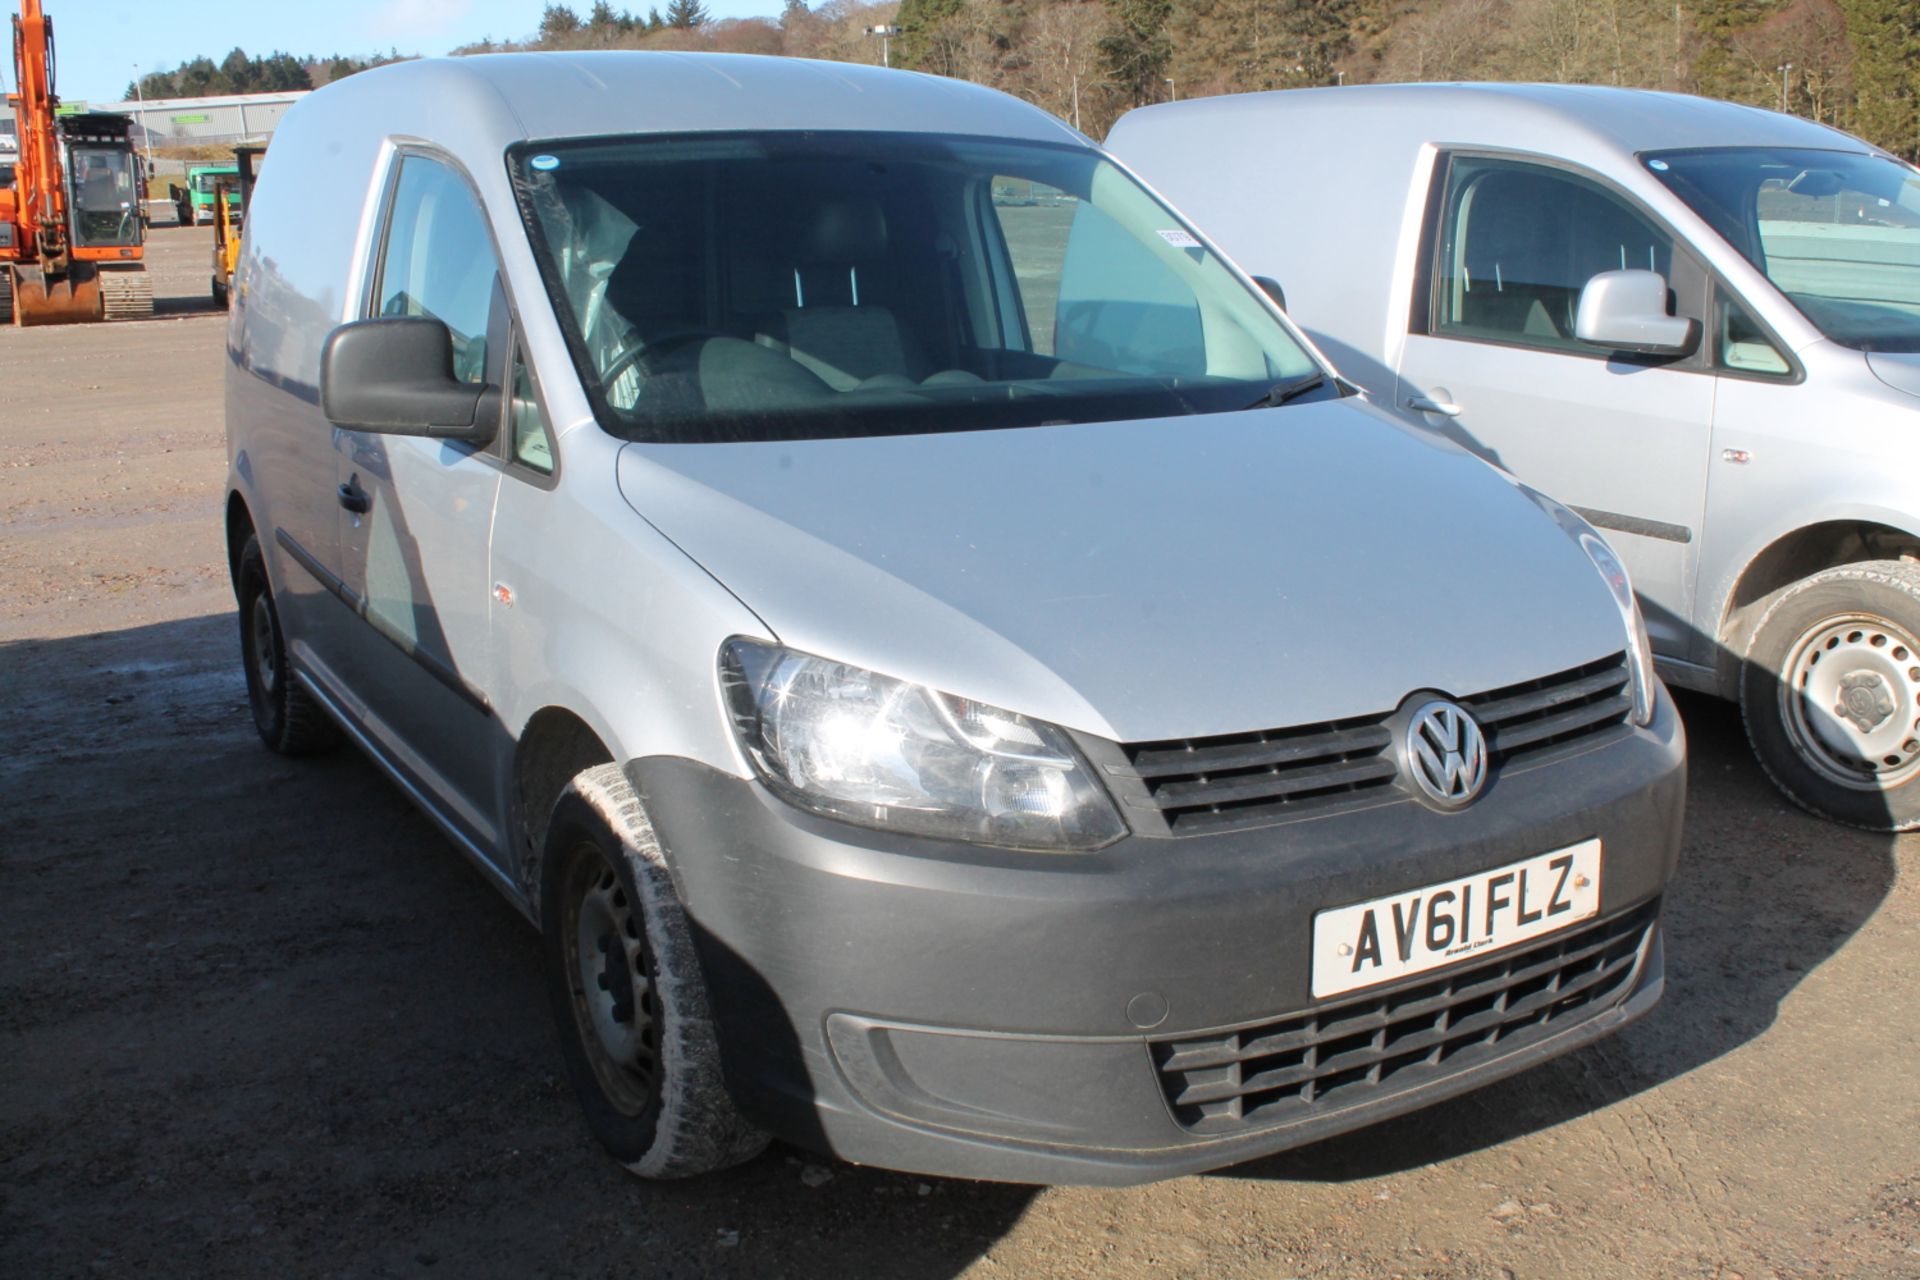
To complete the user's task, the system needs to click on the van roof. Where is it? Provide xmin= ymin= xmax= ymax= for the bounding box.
xmin=1119 ymin=82 xmax=1871 ymax=159
xmin=311 ymin=51 xmax=1090 ymax=149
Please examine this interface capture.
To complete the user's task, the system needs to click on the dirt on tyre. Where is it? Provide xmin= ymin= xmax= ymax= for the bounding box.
xmin=235 ymin=533 xmax=340 ymax=755
xmin=541 ymin=763 xmax=768 ymax=1179
xmin=1741 ymin=559 xmax=1920 ymax=831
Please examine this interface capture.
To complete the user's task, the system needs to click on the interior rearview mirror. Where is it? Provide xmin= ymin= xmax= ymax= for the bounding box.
xmin=1574 ymin=269 xmax=1698 ymax=355
xmin=1253 ymin=276 xmax=1287 ymax=311
xmin=321 ymin=318 xmax=500 ymax=441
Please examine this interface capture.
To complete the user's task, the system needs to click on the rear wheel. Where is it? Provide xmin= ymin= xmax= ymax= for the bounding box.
xmin=541 ymin=764 xmax=767 ymax=1178
xmin=1741 ymin=560 xmax=1920 ymax=831
xmin=212 ymin=277 xmax=228 ymax=308
xmin=235 ymin=533 xmax=339 ymax=755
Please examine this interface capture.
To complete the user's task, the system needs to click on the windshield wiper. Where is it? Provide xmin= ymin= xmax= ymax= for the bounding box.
xmin=1244 ymin=370 xmax=1330 ymax=410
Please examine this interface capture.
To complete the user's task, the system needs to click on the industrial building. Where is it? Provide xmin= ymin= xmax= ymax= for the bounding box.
xmin=0 ymin=89 xmax=305 ymax=146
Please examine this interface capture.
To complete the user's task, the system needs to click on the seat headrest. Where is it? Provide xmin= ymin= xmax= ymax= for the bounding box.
xmin=803 ymin=200 xmax=888 ymax=263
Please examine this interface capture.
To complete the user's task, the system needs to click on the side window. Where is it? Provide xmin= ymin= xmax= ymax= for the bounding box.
xmin=1717 ymin=294 xmax=1792 ymax=377
xmin=989 ymin=176 xmax=1076 ymax=355
xmin=508 ymin=345 xmax=554 ymax=474
xmin=374 ymin=156 xmax=498 ymax=384
xmin=1435 ymin=158 xmax=1674 ymax=353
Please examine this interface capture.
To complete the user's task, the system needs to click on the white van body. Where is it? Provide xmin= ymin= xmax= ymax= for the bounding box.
xmin=1112 ymin=84 xmax=1920 ymax=830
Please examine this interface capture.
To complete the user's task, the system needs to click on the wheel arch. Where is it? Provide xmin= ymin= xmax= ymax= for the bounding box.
xmin=511 ymin=704 xmax=617 ymax=913
xmin=225 ymin=490 xmax=257 ymax=596
xmin=1713 ymin=515 xmax=1920 ymax=696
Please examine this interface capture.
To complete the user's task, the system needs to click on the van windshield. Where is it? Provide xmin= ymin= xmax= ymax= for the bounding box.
xmin=509 ymin=131 xmax=1322 ymax=443
xmin=1646 ymin=146 xmax=1920 ymax=352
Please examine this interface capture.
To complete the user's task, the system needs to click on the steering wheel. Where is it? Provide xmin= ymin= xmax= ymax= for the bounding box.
xmin=599 ymin=328 xmax=724 ymax=387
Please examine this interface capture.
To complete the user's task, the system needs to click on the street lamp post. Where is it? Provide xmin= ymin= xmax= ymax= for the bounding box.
xmin=131 ymin=64 xmax=155 ymax=211
xmin=864 ymin=25 xmax=899 ymax=69
xmin=1777 ymin=62 xmax=1793 ymax=113
xmin=1165 ymin=77 xmax=1177 ymax=102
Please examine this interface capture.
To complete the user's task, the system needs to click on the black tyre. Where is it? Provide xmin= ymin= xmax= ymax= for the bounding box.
xmin=212 ymin=277 xmax=228 ymax=309
xmin=541 ymin=763 xmax=768 ymax=1178
xmin=235 ymin=533 xmax=340 ymax=755
xmin=1741 ymin=560 xmax=1920 ymax=831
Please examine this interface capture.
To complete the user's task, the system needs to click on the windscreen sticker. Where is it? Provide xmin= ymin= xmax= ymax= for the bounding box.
xmin=1156 ymin=228 xmax=1202 ymax=248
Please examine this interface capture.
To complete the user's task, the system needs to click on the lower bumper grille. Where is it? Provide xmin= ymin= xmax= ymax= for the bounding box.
xmin=1152 ymin=899 xmax=1658 ymax=1135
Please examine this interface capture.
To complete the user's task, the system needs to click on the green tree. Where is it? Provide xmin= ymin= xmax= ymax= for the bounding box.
xmin=896 ymin=0 xmax=969 ymax=69
xmin=1099 ymin=0 xmax=1173 ymax=108
xmin=665 ymin=0 xmax=710 ymax=29
xmin=1842 ymin=0 xmax=1920 ymax=159
xmin=539 ymin=3 xmax=585 ymax=42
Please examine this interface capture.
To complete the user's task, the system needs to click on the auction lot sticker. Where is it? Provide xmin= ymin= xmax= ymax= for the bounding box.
xmin=1311 ymin=839 xmax=1602 ymax=999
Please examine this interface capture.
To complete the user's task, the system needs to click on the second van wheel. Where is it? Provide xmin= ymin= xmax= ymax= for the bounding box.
xmin=1741 ymin=559 xmax=1920 ymax=832
xmin=540 ymin=764 xmax=769 ymax=1179
xmin=234 ymin=533 xmax=340 ymax=755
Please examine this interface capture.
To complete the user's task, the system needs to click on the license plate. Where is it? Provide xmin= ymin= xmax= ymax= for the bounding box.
xmin=1310 ymin=840 xmax=1602 ymax=999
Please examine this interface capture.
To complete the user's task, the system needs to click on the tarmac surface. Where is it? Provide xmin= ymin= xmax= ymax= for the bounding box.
xmin=1 ymin=225 xmax=1916 ymax=1278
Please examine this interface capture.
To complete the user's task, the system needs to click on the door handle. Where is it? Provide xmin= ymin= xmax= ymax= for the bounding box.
xmin=337 ymin=479 xmax=371 ymax=515
xmin=1406 ymin=395 xmax=1463 ymax=417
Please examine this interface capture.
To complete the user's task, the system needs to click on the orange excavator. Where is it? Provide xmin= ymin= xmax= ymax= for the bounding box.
xmin=0 ymin=0 xmax=152 ymax=325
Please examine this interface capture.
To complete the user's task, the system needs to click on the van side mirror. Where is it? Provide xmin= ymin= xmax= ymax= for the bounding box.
xmin=321 ymin=318 xmax=499 ymax=442
xmin=1574 ymin=269 xmax=1698 ymax=355
xmin=1253 ymin=276 xmax=1287 ymax=311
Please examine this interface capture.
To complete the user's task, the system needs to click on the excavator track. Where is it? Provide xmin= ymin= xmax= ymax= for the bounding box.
xmin=99 ymin=266 xmax=153 ymax=321
xmin=0 ymin=266 xmax=13 ymax=326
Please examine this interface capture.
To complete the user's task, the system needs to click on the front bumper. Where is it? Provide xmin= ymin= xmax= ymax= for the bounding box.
xmin=631 ymin=689 xmax=1684 ymax=1185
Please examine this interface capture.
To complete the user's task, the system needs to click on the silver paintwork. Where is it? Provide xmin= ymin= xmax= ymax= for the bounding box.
xmin=1107 ymin=83 xmax=1920 ymax=699
xmin=226 ymin=56 xmax=1630 ymax=910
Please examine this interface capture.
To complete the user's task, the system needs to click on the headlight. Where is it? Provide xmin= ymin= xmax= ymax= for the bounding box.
xmin=720 ymin=639 xmax=1127 ymax=852
xmin=1518 ymin=488 xmax=1658 ymax=727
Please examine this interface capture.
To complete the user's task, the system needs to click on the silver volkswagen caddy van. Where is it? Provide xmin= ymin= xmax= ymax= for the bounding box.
xmin=1111 ymin=84 xmax=1920 ymax=832
xmin=225 ymin=54 xmax=1684 ymax=1185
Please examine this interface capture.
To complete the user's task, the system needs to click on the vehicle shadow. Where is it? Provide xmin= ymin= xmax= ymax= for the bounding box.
xmin=0 ymin=614 xmax=1037 ymax=1280
xmin=1222 ymin=687 xmax=1899 ymax=1183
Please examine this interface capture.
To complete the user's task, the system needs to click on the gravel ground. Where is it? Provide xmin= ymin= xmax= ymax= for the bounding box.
xmin=2 ymin=226 xmax=1916 ymax=1279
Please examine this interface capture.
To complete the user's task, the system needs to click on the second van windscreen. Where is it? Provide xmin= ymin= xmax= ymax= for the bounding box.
xmin=509 ymin=132 xmax=1322 ymax=443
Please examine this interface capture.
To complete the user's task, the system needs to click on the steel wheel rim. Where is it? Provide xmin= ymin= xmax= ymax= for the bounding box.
xmin=1779 ymin=612 xmax=1920 ymax=792
xmin=249 ymin=593 xmax=280 ymax=697
xmin=560 ymin=844 xmax=658 ymax=1116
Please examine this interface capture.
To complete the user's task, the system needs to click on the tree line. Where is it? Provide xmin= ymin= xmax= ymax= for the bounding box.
xmin=128 ymin=2 xmax=1920 ymax=160
xmin=124 ymin=49 xmax=407 ymax=101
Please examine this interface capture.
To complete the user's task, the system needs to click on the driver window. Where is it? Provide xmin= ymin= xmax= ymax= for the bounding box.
xmin=374 ymin=156 xmax=498 ymax=385
xmin=1436 ymin=159 xmax=1673 ymax=354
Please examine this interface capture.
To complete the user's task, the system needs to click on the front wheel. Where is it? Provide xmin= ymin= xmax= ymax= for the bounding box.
xmin=541 ymin=764 xmax=768 ymax=1178
xmin=1741 ymin=560 xmax=1920 ymax=831
xmin=235 ymin=533 xmax=339 ymax=755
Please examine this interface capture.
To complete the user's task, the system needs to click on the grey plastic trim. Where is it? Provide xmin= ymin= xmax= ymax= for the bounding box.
xmin=1568 ymin=506 xmax=1694 ymax=545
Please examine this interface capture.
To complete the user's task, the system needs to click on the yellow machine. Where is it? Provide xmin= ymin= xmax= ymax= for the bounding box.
xmin=210 ymin=145 xmax=262 ymax=308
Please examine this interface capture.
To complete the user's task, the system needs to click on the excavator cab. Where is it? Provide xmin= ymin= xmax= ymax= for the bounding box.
xmin=63 ymin=117 xmax=143 ymax=252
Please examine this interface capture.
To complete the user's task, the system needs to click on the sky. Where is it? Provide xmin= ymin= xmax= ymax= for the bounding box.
xmin=35 ymin=0 xmax=783 ymax=105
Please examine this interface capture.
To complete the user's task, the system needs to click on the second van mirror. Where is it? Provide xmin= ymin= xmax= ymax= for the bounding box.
xmin=1574 ymin=269 xmax=1698 ymax=355
xmin=321 ymin=317 xmax=500 ymax=442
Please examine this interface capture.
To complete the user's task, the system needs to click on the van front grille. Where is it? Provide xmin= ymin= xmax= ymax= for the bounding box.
xmin=1152 ymin=899 xmax=1658 ymax=1135
xmin=1099 ymin=653 xmax=1631 ymax=835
